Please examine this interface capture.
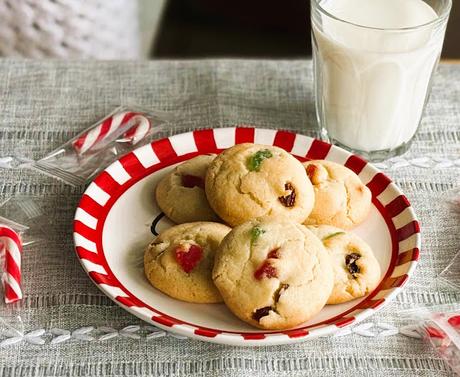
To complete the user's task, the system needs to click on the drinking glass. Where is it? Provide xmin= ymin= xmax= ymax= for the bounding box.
xmin=311 ymin=0 xmax=452 ymax=161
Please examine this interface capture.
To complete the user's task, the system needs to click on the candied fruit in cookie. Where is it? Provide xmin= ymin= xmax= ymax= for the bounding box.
xmin=174 ymin=243 xmax=203 ymax=273
xmin=267 ymin=248 xmax=280 ymax=259
xmin=345 ymin=252 xmax=361 ymax=277
xmin=253 ymin=248 xmax=281 ymax=280
xmin=252 ymin=306 xmax=272 ymax=321
xmin=306 ymin=163 xmax=328 ymax=184
xmin=181 ymin=174 xmax=205 ymax=189
xmin=278 ymin=182 xmax=296 ymax=207
xmin=247 ymin=149 xmax=273 ymax=171
xmin=250 ymin=225 xmax=266 ymax=244
xmin=254 ymin=261 xmax=278 ymax=280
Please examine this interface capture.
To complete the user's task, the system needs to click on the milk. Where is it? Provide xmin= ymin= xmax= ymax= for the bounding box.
xmin=312 ymin=0 xmax=447 ymax=152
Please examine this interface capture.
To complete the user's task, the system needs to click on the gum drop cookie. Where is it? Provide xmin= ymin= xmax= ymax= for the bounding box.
xmin=307 ymin=225 xmax=381 ymax=304
xmin=303 ymin=160 xmax=372 ymax=229
xmin=156 ymin=154 xmax=220 ymax=224
xmin=212 ymin=218 xmax=333 ymax=330
xmin=205 ymin=144 xmax=315 ymax=227
xmin=144 ymin=222 xmax=231 ymax=303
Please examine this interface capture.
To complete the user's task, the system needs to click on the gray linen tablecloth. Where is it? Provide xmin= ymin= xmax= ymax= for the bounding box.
xmin=0 ymin=59 xmax=459 ymax=376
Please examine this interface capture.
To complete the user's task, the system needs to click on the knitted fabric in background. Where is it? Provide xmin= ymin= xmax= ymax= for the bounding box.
xmin=0 ymin=0 xmax=140 ymax=59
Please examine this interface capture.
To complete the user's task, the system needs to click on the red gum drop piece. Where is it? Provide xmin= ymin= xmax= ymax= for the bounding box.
xmin=448 ymin=315 xmax=460 ymax=328
xmin=174 ymin=244 xmax=203 ymax=273
xmin=182 ymin=175 xmax=204 ymax=189
xmin=267 ymin=248 xmax=280 ymax=259
xmin=306 ymin=164 xmax=317 ymax=180
xmin=254 ymin=261 xmax=278 ymax=280
xmin=426 ymin=326 xmax=446 ymax=339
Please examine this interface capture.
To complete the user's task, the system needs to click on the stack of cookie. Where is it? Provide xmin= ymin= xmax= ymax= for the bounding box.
xmin=144 ymin=143 xmax=381 ymax=330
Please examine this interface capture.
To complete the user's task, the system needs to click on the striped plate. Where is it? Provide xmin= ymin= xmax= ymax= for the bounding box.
xmin=73 ymin=128 xmax=420 ymax=346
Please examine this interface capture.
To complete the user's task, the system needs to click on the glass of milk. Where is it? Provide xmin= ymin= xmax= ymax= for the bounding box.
xmin=311 ymin=0 xmax=451 ymax=160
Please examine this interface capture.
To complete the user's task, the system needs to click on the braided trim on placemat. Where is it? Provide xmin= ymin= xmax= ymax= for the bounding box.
xmin=374 ymin=156 xmax=460 ymax=170
xmin=0 ymin=322 xmax=425 ymax=346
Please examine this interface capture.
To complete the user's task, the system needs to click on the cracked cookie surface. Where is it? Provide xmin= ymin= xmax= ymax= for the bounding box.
xmin=307 ymin=225 xmax=381 ymax=304
xmin=212 ymin=218 xmax=333 ymax=330
xmin=205 ymin=144 xmax=314 ymax=227
xmin=156 ymin=154 xmax=220 ymax=224
xmin=144 ymin=222 xmax=231 ymax=303
xmin=303 ymin=160 xmax=371 ymax=229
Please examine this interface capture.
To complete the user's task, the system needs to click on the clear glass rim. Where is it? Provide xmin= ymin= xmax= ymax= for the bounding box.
xmin=312 ymin=0 xmax=452 ymax=31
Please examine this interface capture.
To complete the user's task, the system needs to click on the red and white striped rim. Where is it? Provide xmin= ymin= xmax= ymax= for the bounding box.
xmin=73 ymin=127 xmax=421 ymax=346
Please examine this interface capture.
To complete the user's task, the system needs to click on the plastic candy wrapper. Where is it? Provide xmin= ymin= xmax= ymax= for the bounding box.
xmin=0 ymin=197 xmax=46 ymax=342
xmin=440 ymin=252 xmax=460 ymax=290
xmin=1 ymin=106 xmax=172 ymax=186
xmin=34 ymin=106 xmax=172 ymax=186
xmin=422 ymin=312 xmax=460 ymax=375
xmin=0 ymin=220 xmax=25 ymax=343
xmin=403 ymin=305 xmax=460 ymax=375
xmin=0 ymin=197 xmax=45 ymax=304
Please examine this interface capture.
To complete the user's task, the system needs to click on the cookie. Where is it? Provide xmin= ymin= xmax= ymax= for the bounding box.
xmin=307 ymin=225 xmax=381 ymax=304
xmin=156 ymin=154 xmax=220 ymax=224
xmin=205 ymin=143 xmax=315 ymax=227
xmin=303 ymin=160 xmax=372 ymax=229
xmin=212 ymin=218 xmax=333 ymax=330
xmin=144 ymin=222 xmax=231 ymax=303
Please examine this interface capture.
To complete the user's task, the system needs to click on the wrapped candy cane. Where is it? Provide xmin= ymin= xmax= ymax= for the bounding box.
xmin=422 ymin=312 xmax=460 ymax=375
xmin=73 ymin=111 xmax=151 ymax=155
xmin=402 ymin=305 xmax=460 ymax=375
xmin=3 ymin=106 xmax=172 ymax=186
xmin=0 ymin=225 xmax=23 ymax=304
xmin=0 ymin=198 xmax=45 ymax=305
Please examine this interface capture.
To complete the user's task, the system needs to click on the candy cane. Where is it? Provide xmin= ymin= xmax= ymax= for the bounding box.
xmin=72 ymin=111 xmax=151 ymax=155
xmin=0 ymin=225 xmax=23 ymax=304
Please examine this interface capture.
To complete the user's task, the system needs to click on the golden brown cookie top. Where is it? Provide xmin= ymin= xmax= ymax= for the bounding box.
xmin=304 ymin=160 xmax=371 ymax=229
xmin=213 ymin=218 xmax=333 ymax=330
xmin=205 ymin=144 xmax=315 ymax=227
xmin=144 ymin=222 xmax=231 ymax=303
xmin=156 ymin=154 xmax=220 ymax=224
xmin=307 ymin=224 xmax=381 ymax=305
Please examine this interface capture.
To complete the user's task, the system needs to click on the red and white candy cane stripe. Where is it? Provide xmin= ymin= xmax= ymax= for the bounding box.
xmin=73 ymin=111 xmax=151 ymax=155
xmin=0 ymin=225 xmax=23 ymax=304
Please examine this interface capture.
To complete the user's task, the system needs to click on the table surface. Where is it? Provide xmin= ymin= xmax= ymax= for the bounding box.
xmin=0 ymin=59 xmax=459 ymax=377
